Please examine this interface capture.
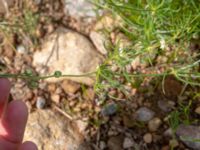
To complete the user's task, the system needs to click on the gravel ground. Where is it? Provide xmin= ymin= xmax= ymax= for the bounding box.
xmin=0 ymin=1 xmax=200 ymax=150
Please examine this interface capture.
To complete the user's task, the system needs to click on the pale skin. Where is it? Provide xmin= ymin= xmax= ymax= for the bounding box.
xmin=0 ymin=78 xmax=38 ymax=150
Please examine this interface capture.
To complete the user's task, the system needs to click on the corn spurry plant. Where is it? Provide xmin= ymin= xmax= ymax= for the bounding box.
xmin=92 ymin=0 xmax=200 ymax=95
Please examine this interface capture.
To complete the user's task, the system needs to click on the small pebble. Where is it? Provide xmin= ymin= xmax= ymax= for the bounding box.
xmin=36 ymin=97 xmax=46 ymax=109
xmin=61 ymin=80 xmax=80 ymax=94
xmin=99 ymin=141 xmax=106 ymax=150
xmin=161 ymin=145 xmax=170 ymax=150
xmin=164 ymin=128 xmax=173 ymax=138
xmin=148 ymin=117 xmax=162 ymax=132
xmin=135 ymin=107 xmax=155 ymax=122
xmin=123 ymin=114 xmax=135 ymax=128
xmin=195 ymin=106 xmax=200 ymax=115
xmin=16 ymin=45 xmax=27 ymax=54
xmin=108 ymin=135 xmax=124 ymax=150
xmin=101 ymin=103 xmax=118 ymax=116
xmin=83 ymin=88 xmax=95 ymax=100
xmin=143 ymin=133 xmax=152 ymax=144
xmin=169 ymin=139 xmax=179 ymax=148
xmin=48 ymin=84 xmax=56 ymax=92
xmin=157 ymin=100 xmax=175 ymax=112
xmin=51 ymin=94 xmax=60 ymax=104
xmin=123 ymin=137 xmax=134 ymax=149
xmin=39 ymin=82 xmax=47 ymax=90
xmin=55 ymin=87 xmax=62 ymax=94
xmin=108 ymin=129 xmax=118 ymax=136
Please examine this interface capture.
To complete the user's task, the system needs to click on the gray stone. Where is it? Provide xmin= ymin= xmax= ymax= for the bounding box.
xmin=135 ymin=107 xmax=155 ymax=122
xmin=36 ymin=96 xmax=46 ymax=109
xmin=176 ymin=124 xmax=200 ymax=150
xmin=33 ymin=28 xmax=103 ymax=85
xmin=158 ymin=100 xmax=175 ymax=112
xmin=24 ymin=109 xmax=87 ymax=150
xmin=101 ymin=103 xmax=118 ymax=116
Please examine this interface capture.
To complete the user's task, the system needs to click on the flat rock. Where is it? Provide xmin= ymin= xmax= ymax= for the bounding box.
xmin=33 ymin=28 xmax=103 ymax=85
xmin=176 ymin=124 xmax=200 ymax=150
xmin=24 ymin=109 xmax=89 ymax=150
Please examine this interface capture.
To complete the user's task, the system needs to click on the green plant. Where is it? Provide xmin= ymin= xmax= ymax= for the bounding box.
xmin=92 ymin=0 xmax=200 ymax=96
xmin=0 ymin=0 xmax=199 ymax=97
xmin=0 ymin=70 xmax=95 ymax=89
xmin=167 ymin=100 xmax=197 ymax=150
xmin=168 ymin=100 xmax=194 ymax=133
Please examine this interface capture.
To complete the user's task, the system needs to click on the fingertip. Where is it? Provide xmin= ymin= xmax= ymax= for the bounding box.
xmin=0 ymin=78 xmax=11 ymax=92
xmin=0 ymin=100 xmax=29 ymax=143
xmin=7 ymin=100 xmax=29 ymax=122
xmin=0 ymin=78 xmax=11 ymax=103
xmin=19 ymin=141 xmax=38 ymax=150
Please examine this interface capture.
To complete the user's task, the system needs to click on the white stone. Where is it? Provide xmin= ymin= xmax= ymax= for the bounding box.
xmin=16 ymin=45 xmax=27 ymax=54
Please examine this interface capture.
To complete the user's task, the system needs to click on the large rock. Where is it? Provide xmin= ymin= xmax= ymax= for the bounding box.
xmin=24 ymin=109 xmax=89 ymax=150
xmin=176 ymin=124 xmax=200 ymax=150
xmin=33 ymin=28 xmax=103 ymax=85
